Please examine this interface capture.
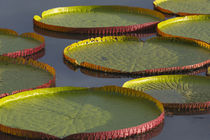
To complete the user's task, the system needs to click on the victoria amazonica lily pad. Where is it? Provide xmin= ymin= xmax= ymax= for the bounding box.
xmin=153 ymin=0 xmax=210 ymax=15
xmin=158 ymin=15 xmax=210 ymax=45
xmin=64 ymin=36 xmax=210 ymax=75
xmin=33 ymin=5 xmax=165 ymax=34
xmin=0 ymin=86 xmax=164 ymax=139
xmin=123 ymin=75 xmax=210 ymax=110
xmin=0 ymin=28 xmax=45 ymax=57
xmin=0 ymin=56 xmax=55 ymax=97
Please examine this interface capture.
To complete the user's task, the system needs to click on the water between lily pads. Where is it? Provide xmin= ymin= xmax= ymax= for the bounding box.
xmin=0 ymin=0 xmax=209 ymax=139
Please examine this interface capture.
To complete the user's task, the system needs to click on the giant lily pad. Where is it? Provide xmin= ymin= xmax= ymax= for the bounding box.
xmin=0 ymin=56 xmax=55 ymax=97
xmin=33 ymin=5 xmax=165 ymax=34
xmin=153 ymin=0 xmax=210 ymax=15
xmin=0 ymin=28 xmax=45 ymax=57
xmin=64 ymin=36 xmax=210 ymax=75
xmin=0 ymin=86 xmax=164 ymax=139
xmin=123 ymin=75 xmax=210 ymax=110
xmin=157 ymin=15 xmax=210 ymax=45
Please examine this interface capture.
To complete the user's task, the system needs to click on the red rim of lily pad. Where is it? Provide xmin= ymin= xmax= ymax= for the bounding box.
xmin=34 ymin=25 xmax=156 ymax=40
xmin=0 ymin=122 xmax=164 ymax=140
xmin=64 ymin=57 xmax=209 ymax=79
xmin=0 ymin=56 xmax=56 ymax=98
xmin=0 ymin=86 xmax=164 ymax=140
xmin=0 ymin=28 xmax=45 ymax=58
xmin=33 ymin=5 xmax=165 ymax=34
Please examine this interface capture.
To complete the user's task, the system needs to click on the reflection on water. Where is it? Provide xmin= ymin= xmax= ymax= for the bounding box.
xmin=125 ymin=123 xmax=164 ymax=140
xmin=64 ymin=57 xmax=208 ymax=78
xmin=0 ymin=132 xmax=26 ymax=140
xmin=187 ymin=67 xmax=208 ymax=76
xmin=24 ymin=49 xmax=45 ymax=60
xmin=165 ymin=108 xmax=210 ymax=116
xmin=34 ymin=26 xmax=156 ymax=40
xmin=63 ymin=57 xmax=135 ymax=78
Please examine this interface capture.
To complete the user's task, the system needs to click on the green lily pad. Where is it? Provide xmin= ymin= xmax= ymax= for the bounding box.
xmin=0 ymin=86 xmax=163 ymax=139
xmin=33 ymin=5 xmax=165 ymax=33
xmin=154 ymin=0 xmax=210 ymax=15
xmin=39 ymin=10 xmax=159 ymax=28
xmin=64 ymin=36 xmax=210 ymax=73
xmin=123 ymin=75 xmax=210 ymax=104
xmin=36 ymin=6 xmax=163 ymax=27
xmin=0 ymin=58 xmax=53 ymax=95
xmin=0 ymin=29 xmax=44 ymax=56
xmin=158 ymin=15 xmax=210 ymax=43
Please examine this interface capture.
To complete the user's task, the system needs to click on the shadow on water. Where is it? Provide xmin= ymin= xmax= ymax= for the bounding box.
xmin=24 ymin=49 xmax=45 ymax=60
xmin=63 ymin=57 xmax=208 ymax=79
xmin=165 ymin=108 xmax=210 ymax=116
xmin=34 ymin=26 xmax=157 ymax=40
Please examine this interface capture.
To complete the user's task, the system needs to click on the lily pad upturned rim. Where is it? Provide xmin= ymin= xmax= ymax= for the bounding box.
xmin=153 ymin=0 xmax=210 ymax=16
xmin=123 ymin=75 xmax=210 ymax=110
xmin=0 ymin=28 xmax=45 ymax=57
xmin=0 ymin=56 xmax=56 ymax=98
xmin=33 ymin=5 xmax=165 ymax=34
xmin=34 ymin=25 xmax=156 ymax=40
xmin=64 ymin=57 xmax=209 ymax=79
xmin=63 ymin=36 xmax=210 ymax=76
xmin=0 ymin=122 xmax=165 ymax=140
xmin=157 ymin=15 xmax=210 ymax=46
xmin=0 ymin=86 xmax=164 ymax=140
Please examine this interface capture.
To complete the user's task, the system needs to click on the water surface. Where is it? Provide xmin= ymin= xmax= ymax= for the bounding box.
xmin=0 ymin=0 xmax=209 ymax=140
